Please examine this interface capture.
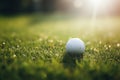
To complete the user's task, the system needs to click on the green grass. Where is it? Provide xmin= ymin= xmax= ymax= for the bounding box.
xmin=0 ymin=14 xmax=120 ymax=80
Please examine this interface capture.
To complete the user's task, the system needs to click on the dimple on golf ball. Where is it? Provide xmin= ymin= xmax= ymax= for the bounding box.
xmin=66 ymin=38 xmax=85 ymax=54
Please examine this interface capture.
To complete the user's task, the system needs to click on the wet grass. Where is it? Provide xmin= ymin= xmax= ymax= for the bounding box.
xmin=0 ymin=15 xmax=120 ymax=80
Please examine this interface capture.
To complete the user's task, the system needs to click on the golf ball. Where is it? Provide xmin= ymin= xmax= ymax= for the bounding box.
xmin=66 ymin=38 xmax=85 ymax=54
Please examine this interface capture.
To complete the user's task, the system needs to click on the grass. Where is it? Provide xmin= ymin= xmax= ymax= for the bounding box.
xmin=0 ymin=14 xmax=120 ymax=80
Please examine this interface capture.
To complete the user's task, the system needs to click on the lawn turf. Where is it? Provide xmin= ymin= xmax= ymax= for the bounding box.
xmin=0 ymin=14 xmax=120 ymax=80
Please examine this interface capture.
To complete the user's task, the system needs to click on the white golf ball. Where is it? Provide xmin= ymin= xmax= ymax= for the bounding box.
xmin=66 ymin=38 xmax=85 ymax=54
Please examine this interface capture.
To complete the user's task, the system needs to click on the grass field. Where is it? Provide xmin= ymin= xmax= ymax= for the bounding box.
xmin=0 ymin=14 xmax=120 ymax=80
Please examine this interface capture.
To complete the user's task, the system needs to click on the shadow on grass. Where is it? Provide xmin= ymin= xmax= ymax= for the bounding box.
xmin=62 ymin=52 xmax=83 ymax=69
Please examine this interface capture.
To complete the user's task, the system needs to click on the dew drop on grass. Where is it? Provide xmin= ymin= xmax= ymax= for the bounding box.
xmin=39 ymin=38 xmax=43 ymax=41
xmin=48 ymin=40 xmax=53 ymax=43
xmin=13 ymin=54 xmax=16 ymax=58
xmin=18 ymin=40 xmax=22 ymax=43
xmin=1 ymin=42 xmax=6 ymax=48
xmin=117 ymin=43 xmax=120 ymax=47
xmin=93 ymin=48 xmax=99 ymax=52
xmin=17 ymin=45 xmax=20 ymax=48
xmin=32 ymin=57 xmax=36 ymax=61
xmin=104 ymin=45 xmax=107 ymax=48
xmin=22 ymin=54 xmax=26 ymax=57
xmin=35 ymin=47 xmax=39 ymax=49
xmin=49 ymin=51 xmax=52 ymax=54
xmin=99 ymin=41 xmax=102 ymax=44
xmin=55 ymin=54 xmax=59 ymax=57
xmin=106 ymin=47 xmax=108 ymax=50
xmin=90 ymin=47 xmax=93 ymax=50
xmin=108 ymin=45 xmax=111 ymax=48
xmin=2 ymin=42 xmax=5 ymax=45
